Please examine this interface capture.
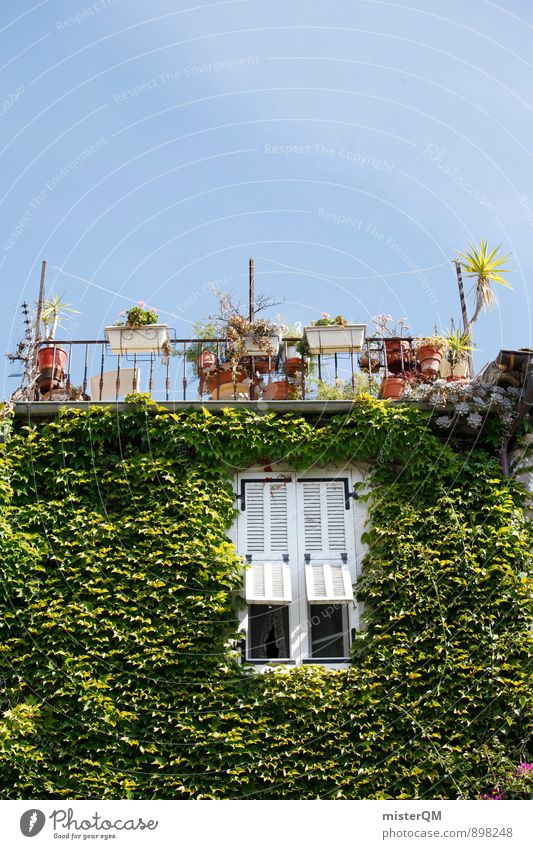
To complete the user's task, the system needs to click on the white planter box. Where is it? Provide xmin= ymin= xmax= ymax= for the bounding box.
xmin=243 ymin=332 xmax=281 ymax=357
xmin=304 ymin=324 xmax=366 ymax=354
xmin=105 ymin=324 xmax=169 ymax=354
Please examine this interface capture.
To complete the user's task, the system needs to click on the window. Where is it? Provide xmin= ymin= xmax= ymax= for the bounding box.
xmin=236 ymin=471 xmax=362 ymax=666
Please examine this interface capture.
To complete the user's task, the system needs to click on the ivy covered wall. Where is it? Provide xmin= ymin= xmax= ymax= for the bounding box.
xmin=0 ymin=398 xmax=531 ymax=799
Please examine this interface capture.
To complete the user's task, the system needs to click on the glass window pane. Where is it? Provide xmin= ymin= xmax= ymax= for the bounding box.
xmin=248 ymin=605 xmax=290 ymax=659
xmin=310 ymin=604 xmax=347 ymax=658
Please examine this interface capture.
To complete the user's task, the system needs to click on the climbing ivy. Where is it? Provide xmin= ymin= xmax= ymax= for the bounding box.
xmin=0 ymin=397 xmax=531 ymax=799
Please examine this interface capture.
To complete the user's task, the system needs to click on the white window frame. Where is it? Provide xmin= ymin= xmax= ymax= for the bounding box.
xmin=234 ymin=467 xmax=366 ymax=668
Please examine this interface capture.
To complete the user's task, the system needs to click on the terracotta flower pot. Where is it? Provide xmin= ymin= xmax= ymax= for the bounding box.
xmin=215 ymin=382 xmax=255 ymax=399
xmin=206 ymin=367 xmax=247 ymax=395
xmin=37 ymin=346 xmax=67 ymax=372
xmin=446 ymin=375 xmax=466 ymax=383
xmin=253 ymin=359 xmax=276 ymax=375
xmin=417 ymin=345 xmax=443 ymax=376
xmin=359 ymin=354 xmax=381 ymax=373
xmin=262 ymin=380 xmax=289 ymax=400
xmin=284 ymin=357 xmax=303 ymax=377
xmin=379 ymin=376 xmax=407 ymax=400
xmin=37 ymin=366 xmax=65 ymax=395
xmin=196 ymin=351 xmax=218 ymax=375
xmin=384 ymin=339 xmax=411 ymax=373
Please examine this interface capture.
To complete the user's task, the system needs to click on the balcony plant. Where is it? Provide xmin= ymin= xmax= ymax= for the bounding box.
xmin=36 ymin=293 xmax=79 ymax=393
xmin=303 ymin=313 xmax=366 ymax=354
xmin=205 ymin=285 xmax=282 ymax=391
xmin=441 ymin=327 xmax=475 ymax=381
xmin=183 ymin=321 xmax=220 ymax=375
xmin=378 ymin=372 xmax=417 ymax=400
xmin=280 ymin=322 xmax=304 ymax=376
xmin=414 ymin=334 xmax=446 ymax=376
xmin=454 ymin=241 xmax=512 ymax=376
xmin=105 ymin=302 xmax=170 ymax=354
xmin=371 ymin=314 xmax=412 ymax=373
xmin=456 ymin=241 xmax=512 ymax=336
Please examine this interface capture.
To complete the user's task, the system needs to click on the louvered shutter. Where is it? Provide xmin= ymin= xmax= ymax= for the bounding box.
xmin=300 ymin=479 xmax=348 ymax=554
xmin=245 ymin=561 xmax=291 ymax=604
xmin=299 ymin=478 xmax=354 ymax=605
xmin=243 ymin=481 xmax=289 ymax=557
xmin=305 ymin=563 xmax=353 ymax=602
xmin=240 ymin=480 xmax=292 ymax=604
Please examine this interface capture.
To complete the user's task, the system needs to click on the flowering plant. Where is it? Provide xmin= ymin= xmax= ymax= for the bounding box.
xmin=371 ymin=314 xmax=410 ymax=337
xmin=311 ymin=313 xmax=348 ymax=327
xmin=481 ymin=762 xmax=533 ymax=800
xmin=401 ymin=379 xmax=519 ymax=431
xmin=116 ymin=302 xmax=159 ymax=327
xmin=414 ymin=333 xmax=446 ymax=352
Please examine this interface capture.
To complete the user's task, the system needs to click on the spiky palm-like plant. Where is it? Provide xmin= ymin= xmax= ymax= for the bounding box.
xmin=456 ymin=241 xmax=512 ymax=333
xmin=40 ymin=293 xmax=79 ymax=340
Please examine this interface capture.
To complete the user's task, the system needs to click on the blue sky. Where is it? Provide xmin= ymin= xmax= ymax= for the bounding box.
xmin=1 ymin=0 xmax=532 ymax=394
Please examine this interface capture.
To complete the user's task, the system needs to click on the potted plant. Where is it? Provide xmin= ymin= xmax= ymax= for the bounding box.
xmin=304 ymin=313 xmax=366 ymax=354
xmin=379 ymin=375 xmax=409 ymax=400
xmin=441 ymin=327 xmax=474 ymax=381
xmin=105 ymin=302 xmax=169 ymax=354
xmin=36 ymin=293 xmax=79 ymax=393
xmin=262 ymin=375 xmax=291 ymax=400
xmin=371 ymin=314 xmax=412 ymax=373
xmin=415 ymin=334 xmax=446 ymax=376
xmin=454 ymin=241 xmax=512 ymax=378
xmin=279 ymin=323 xmax=305 ymax=376
xmin=205 ymin=362 xmax=248 ymax=397
xmin=227 ymin=314 xmax=281 ymax=359
xmin=180 ymin=321 xmax=221 ymax=376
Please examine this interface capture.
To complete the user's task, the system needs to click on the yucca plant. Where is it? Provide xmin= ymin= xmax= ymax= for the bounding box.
xmin=39 ymin=292 xmax=79 ymax=340
xmin=456 ymin=241 xmax=512 ymax=333
xmin=443 ymin=327 xmax=475 ymax=376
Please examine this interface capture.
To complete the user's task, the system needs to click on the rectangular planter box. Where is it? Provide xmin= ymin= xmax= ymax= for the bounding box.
xmin=105 ymin=324 xmax=169 ymax=354
xmin=304 ymin=324 xmax=366 ymax=354
xmin=243 ymin=332 xmax=281 ymax=357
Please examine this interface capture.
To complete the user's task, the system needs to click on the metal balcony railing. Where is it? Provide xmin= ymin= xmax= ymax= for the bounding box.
xmin=29 ymin=336 xmax=418 ymax=403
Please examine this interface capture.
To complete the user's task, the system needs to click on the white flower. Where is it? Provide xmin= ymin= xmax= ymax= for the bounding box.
xmin=472 ymin=395 xmax=487 ymax=407
xmin=455 ymin=402 xmax=470 ymax=415
xmin=467 ymin=412 xmax=483 ymax=428
xmin=436 ymin=415 xmax=452 ymax=428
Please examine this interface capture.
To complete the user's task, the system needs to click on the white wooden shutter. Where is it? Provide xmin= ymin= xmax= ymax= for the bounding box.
xmin=240 ymin=479 xmax=292 ymax=604
xmin=301 ymin=479 xmax=348 ymax=554
xmin=299 ymin=478 xmax=354 ymax=605
xmin=243 ymin=481 xmax=289 ymax=557
xmin=305 ymin=562 xmax=353 ymax=603
xmin=246 ymin=561 xmax=292 ymax=604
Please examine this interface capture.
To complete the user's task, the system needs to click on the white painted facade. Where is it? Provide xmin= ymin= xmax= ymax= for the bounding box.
xmin=229 ymin=464 xmax=370 ymax=670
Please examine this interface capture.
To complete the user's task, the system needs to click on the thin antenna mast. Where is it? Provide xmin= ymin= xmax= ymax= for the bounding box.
xmin=249 ymin=257 xmax=255 ymax=321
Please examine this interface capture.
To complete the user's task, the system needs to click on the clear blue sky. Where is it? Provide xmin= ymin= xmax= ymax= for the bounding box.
xmin=1 ymin=0 xmax=532 ymax=394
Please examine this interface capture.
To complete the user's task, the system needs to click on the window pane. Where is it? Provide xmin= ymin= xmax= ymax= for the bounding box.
xmin=310 ymin=604 xmax=347 ymax=658
xmin=248 ymin=605 xmax=290 ymax=659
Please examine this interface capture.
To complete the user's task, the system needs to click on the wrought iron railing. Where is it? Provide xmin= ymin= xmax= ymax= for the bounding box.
xmin=29 ymin=336 xmax=419 ymax=402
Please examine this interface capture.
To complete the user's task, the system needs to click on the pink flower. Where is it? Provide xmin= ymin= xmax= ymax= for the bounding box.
xmin=137 ymin=300 xmax=146 ymax=308
xmin=118 ymin=311 xmax=125 ymax=317
xmin=322 ymin=312 xmax=330 ymax=318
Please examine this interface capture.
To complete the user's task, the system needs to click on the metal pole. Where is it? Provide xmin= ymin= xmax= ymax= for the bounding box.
xmin=249 ymin=257 xmax=255 ymax=321
xmin=33 ymin=260 xmax=47 ymax=364
xmin=454 ymin=260 xmax=473 ymax=378
xmin=454 ymin=260 xmax=469 ymax=334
